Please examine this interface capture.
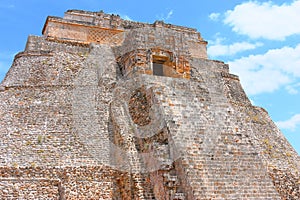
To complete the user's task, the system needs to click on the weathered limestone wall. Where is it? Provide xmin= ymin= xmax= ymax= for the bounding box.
xmin=42 ymin=10 xmax=207 ymax=59
xmin=107 ymin=71 xmax=281 ymax=199
xmin=194 ymin=58 xmax=300 ymax=199
xmin=0 ymin=46 xmax=93 ymax=167
xmin=0 ymin=166 xmax=117 ymax=199
xmin=1 ymin=9 xmax=299 ymax=199
xmin=43 ymin=16 xmax=125 ymax=46
xmin=0 ymin=38 xmax=121 ymax=198
xmin=114 ymin=25 xmax=205 ymax=59
xmin=2 ymin=51 xmax=86 ymax=87
xmin=25 ymin=35 xmax=90 ymax=53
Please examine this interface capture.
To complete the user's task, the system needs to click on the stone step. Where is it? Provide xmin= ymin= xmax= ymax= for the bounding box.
xmin=171 ymin=192 xmax=185 ymax=200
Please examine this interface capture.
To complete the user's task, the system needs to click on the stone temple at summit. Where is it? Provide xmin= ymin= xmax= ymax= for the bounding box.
xmin=0 ymin=9 xmax=299 ymax=199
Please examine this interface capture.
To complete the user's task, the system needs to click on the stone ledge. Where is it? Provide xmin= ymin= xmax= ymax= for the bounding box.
xmin=15 ymin=50 xmax=53 ymax=59
xmin=221 ymin=72 xmax=239 ymax=80
xmin=0 ymin=86 xmax=5 ymax=91
xmin=46 ymin=36 xmax=91 ymax=47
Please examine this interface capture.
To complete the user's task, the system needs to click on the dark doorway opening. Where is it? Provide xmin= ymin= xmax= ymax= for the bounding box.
xmin=153 ymin=63 xmax=164 ymax=76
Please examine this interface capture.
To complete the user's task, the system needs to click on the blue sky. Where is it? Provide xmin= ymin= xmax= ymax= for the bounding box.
xmin=0 ymin=0 xmax=299 ymax=154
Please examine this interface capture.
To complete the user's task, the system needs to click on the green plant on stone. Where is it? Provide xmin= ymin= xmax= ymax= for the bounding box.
xmin=37 ymin=135 xmax=43 ymax=144
xmin=12 ymin=162 xmax=19 ymax=168
xmin=42 ymin=59 xmax=49 ymax=65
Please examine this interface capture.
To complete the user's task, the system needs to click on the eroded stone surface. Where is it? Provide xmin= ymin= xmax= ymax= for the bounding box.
xmin=0 ymin=9 xmax=299 ymax=199
xmin=129 ymin=87 xmax=152 ymax=126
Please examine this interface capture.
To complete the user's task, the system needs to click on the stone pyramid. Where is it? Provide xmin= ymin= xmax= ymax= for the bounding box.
xmin=0 ymin=10 xmax=299 ymax=199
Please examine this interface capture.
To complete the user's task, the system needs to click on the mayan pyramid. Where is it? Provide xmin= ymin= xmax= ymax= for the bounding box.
xmin=0 ymin=10 xmax=299 ymax=199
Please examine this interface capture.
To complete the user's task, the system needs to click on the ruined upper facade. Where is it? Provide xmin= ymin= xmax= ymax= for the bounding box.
xmin=0 ymin=10 xmax=299 ymax=199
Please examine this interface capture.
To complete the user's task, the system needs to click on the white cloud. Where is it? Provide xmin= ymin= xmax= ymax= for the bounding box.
xmin=229 ymin=44 xmax=300 ymax=95
xmin=121 ymin=15 xmax=133 ymax=21
xmin=109 ymin=12 xmax=133 ymax=21
xmin=209 ymin=12 xmax=220 ymax=21
xmin=286 ymin=85 xmax=298 ymax=94
xmin=208 ymin=41 xmax=263 ymax=57
xmin=156 ymin=9 xmax=174 ymax=21
xmin=276 ymin=114 xmax=300 ymax=131
xmin=249 ymin=98 xmax=256 ymax=105
xmin=224 ymin=1 xmax=300 ymax=40
xmin=166 ymin=10 xmax=173 ymax=20
xmin=208 ymin=34 xmax=224 ymax=45
xmin=285 ymin=82 xmax=300 ymax=94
